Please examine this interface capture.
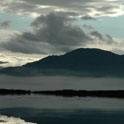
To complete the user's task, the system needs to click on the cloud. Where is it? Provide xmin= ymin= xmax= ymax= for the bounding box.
xmin=0 ymin=20 xmax=11 ymax=28
xmin=0 ymin=12 xmax=119 ymax=55
xmin=0 ymin=0 xmax=123 ymax=65
xmin=0 ymin=52 xmax=41 ymax=67
xmin=83 ymin=24 xmax=115 ymax=45
xmin=81 ymin=15 xmax=96 ymax=20
xmin=0 ymin=29 xmax=21 ymax=43
xmin=90 ymin=30 xmax=104 ymax=41
xmin=0 ymin=115 xmax=37 ymax=124
xmin=83 ymin=24 xmax=95 ymax=30
xmin=0 ymin=12 xmax=92 ymax=54
xmin=0 ymin=0 xmax=123 ymax=17
xmin=111 ymin=38 xmax=124 ymax=55
xmin=89 ymin=30 xmax=116 ymax=45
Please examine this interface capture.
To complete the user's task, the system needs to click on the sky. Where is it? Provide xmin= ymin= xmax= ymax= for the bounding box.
xmin=0 ymin=0 xmax=124 ymax=67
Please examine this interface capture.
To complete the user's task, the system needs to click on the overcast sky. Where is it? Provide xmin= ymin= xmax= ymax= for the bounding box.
xmin=0 ymin=0 xmax=124 ymax=67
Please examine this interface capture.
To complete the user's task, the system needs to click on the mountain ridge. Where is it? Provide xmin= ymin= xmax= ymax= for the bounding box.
xmin=1 ymin=48 xmax=124 ymax=77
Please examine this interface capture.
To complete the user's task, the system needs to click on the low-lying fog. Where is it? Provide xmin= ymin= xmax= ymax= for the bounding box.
xmin=0 ymin=75 xmax=124 ymax=90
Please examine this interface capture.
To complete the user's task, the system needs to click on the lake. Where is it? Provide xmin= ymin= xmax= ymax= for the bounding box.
xmin=0 ymin=94 xmax=124 ymax=124
xmin=0 ymin=76 xmax=124 ymax=123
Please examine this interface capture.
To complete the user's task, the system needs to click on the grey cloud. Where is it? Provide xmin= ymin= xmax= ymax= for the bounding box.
xmin=31 ymin=11 xmax=77 ymax=28
xmin=83 ymin=24 xmax=115 ymax=45
xmin=105 ymin=34 xmax=114 ymax=44
xmin=1 ymin=12 xmax=92 ymax=54
xmin=0 ymin=0 xmax=123 ymax=17
xmin=0 ymin=12 xmax=116 ymax=54
xmin=81 ymin=15 xmax=96 ymax=20
xmin=1 ymin=35 xmax=46 ymax=54
xmin=83 ymin=24 xmax=95 ymax=30
xmin=90 ymin=30 xmax=115 ymax=44
xmin=90 ymin=30 xmax=104 ymax=41
xmin=0 ymin=20 xmax=11 ymax=28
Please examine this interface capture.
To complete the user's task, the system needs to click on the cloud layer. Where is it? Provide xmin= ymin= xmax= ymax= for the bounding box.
xmin=0 ymin=12 xmax=91 ymax=54
xmin=0 ymin=0 xmax=123 ymax=57
xmin=0 ymin=52 xmax=41 ymax=67
xmin=0 ymin=12 xmax=117 ymax=55
xmin=0 ymin=0 xmax=124 ymax=17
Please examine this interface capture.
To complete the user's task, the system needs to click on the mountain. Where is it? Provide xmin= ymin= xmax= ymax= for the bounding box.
xmin=1 ymin=48 xmax=124 ymax=77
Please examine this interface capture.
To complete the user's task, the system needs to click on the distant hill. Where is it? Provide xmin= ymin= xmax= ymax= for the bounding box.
xmin=1 ymin=48 xmax=124 ymax=77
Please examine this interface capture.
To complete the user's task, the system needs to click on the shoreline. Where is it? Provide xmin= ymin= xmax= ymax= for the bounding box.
xmin=0 ymin=89 xmax=124 ymax=98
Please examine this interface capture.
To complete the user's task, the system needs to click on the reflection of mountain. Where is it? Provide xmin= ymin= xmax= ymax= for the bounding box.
xmin=1 ymin=48 xmax=124 ymax=77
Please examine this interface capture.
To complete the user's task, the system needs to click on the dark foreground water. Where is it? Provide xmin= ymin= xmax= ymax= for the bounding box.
xmin=0 ymin=95 xmax=124 ymax=124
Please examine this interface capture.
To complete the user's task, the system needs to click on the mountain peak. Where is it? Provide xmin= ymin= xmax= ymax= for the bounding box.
xmin=64 ymin=48 xmax=118 ymax=57
xmin=1 ymin=48 xmax=124 ymax=77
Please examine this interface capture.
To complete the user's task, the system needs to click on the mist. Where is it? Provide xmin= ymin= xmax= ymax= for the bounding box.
xmin=0 ymin=75 xmax=124 ymax=90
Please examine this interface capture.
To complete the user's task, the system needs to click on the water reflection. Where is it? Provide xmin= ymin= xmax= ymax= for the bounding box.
xmin=0 ymin=108 xmax=124 ymax=124
xmin=0 ymin=95 xmax=124 ymax=110
xmin=0 ymin=95 xmax=124 ymax=124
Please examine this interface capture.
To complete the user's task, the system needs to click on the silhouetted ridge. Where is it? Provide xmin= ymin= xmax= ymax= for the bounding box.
xmin=33 ymin=90 xmax=124 ymax=98
xmin=65 ymin=48 xmax=117 ymax=56
xmin=1 ymin=48 xmax=124 ymax=77
xmin=1 ymin=89 xmax=124 ymax=98
xmin=0 ymin=89 xmax=31 ymax=95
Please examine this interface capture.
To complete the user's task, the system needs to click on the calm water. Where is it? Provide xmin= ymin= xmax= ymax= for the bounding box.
xmin=0 ymin=95 xmax=124 ymax=124
xmin=0 ymin=76 xmax=124 ymax=123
